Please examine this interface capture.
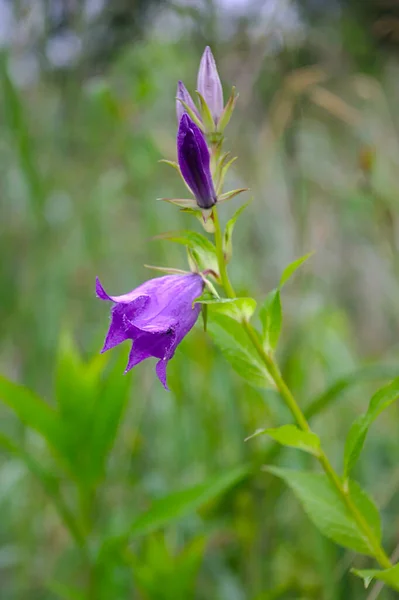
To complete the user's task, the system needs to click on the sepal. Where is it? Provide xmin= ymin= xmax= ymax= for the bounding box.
xmin=217 ymin=87 xmax=238 ymax=132
xmin=176 ymin=98 xmax=204 ymax=131
xmin=218 ymin=188 xmax=249 ymax=203
xmin=195 ymin=91 xmax=215 ymax=133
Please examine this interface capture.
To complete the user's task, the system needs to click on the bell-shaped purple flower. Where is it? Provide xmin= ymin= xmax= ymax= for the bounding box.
xmin=197 ymin=46 xmax=223 ymax=124
xmin=96 ymin=273 xmax=204 ymax=390
xmin=177 ymin=113 xmax=217 ymax=210
xmin=176 ymin=80 xmax=200 ymax=123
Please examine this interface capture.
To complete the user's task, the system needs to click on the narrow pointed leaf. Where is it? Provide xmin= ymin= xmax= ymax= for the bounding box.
xmin=86 ymin=351 xmax=132 ymax=484
xmin=0 ymin=376 xmax=66 ymax=456
xmin=344 ymin=378 xmax=399 ymax=478
xmin=280 ymin=252 xmax=313 ymax=287
xmin=129 ymin=465 xmax=249 ymax=537
xmin=352 ymin=564 xmax=399 ymax=592
xmin=247 ymin=425 xmax=321 ymax=456
xmin=0 ymin=434 xmax=85 ymax=546
xmin=223 ymin=201 xmax=250 ymax=263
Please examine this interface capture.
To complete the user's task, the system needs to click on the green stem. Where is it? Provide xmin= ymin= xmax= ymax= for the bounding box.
xmin=212 ymin=206 xmax=235 ymax=298
xmin=212 ymin=205 xmax=392 ymax=570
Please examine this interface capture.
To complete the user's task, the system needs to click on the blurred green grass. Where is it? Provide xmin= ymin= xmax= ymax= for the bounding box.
xmin=1 ymin=8 xmax=399 ymax=599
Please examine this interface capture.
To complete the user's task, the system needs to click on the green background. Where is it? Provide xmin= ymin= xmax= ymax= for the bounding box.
xmin=1 ymin=1 xmax=399 ymax=598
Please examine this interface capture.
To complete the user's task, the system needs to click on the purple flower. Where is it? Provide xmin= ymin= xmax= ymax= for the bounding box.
xmin=176 ymin=80 xmax=200 ymax=123
xmin=197 ymin=46 xmax=223 ymax=124
xmin=177 ymin=113 xmax=217 ymax=210
xmin=96 ymin=273 xmax=204 ymax=390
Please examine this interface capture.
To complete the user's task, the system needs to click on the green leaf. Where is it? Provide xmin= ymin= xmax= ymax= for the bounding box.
xmin=223 ymin=201 xmax=250 ymax=263
xmin=129 ymin=465 xmax=249 ymax=537
xmin=266 ymin=467 xmax=381 ymax=555
xmin=208 ymin=314 xmax=273 ymax=388
xmin=0 ymin=376 xmax=66 ymax=457
xmin=198 ymin=297 xmax=256 ymax=321
xmin=247 ymin=425 xmax=321 ymax=456
xmin=280 ymin=252 xmax=313 ymax=287
xmin=352 ymin=564 xmax=399 ymax=591
xmin=1 ymin=55 xmax=45 ymax=222
xmin=344 ymin=378 xmax=399 ymax=478
xmin=55 ymin=332 xmax=103 ymax=424
xmin=47 ymin=581 xmax=86 ymax=600
xmin=86 ymin=352 xmax=132 ymax=485
xmin=305 ymin=363 xmax=399 ymax=421
xmin=155 ymin=230 xmax=218 ymax=275
xmin=0 ymin=433 xmax=85 ymax=547
xmin=259 ymin=289 xmax=282 ymax=350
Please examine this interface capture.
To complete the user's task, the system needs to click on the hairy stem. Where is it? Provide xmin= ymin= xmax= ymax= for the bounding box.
xmin=212 ymin=204 xmax=392 ymax=570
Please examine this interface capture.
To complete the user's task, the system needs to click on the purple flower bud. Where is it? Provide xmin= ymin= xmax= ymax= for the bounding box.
xmin=176 ymin=80 xmax=200 ymax=123
xmin=197 ymin=46 xmax=223 ymax=123
xmin=177 ymin=114 xmax=217 ymax=210
xmin=96 ymin=273 xmax=204 ymax=390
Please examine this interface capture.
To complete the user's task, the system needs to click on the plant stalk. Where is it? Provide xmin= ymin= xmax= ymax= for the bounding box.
xmin=211 ymin=204 xmax=392 ymax=570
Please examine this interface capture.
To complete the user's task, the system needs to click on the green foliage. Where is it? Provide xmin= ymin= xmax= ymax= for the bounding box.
xmin=279 ymin=252 xmax=314 ymax=287
xmin=344 ymin=378 xmax=399 ymax=478
xmin=198 ymin=297 xmax=256 ymax=321
xmin=0 ymin=376 xmax=67 ymax=459
xmin=2 ymin=11 xmax=399 ymax=599
xmin=156 ymin=230 xmax=219 ymax=274
xmin=223 ymin=201 xmax=250 ymax=263
xmin=267 ymin=467 xmax=381 ymax=556
xmin=130 ymin=535 xmax=206 ymax=600
xmin=128 ymin=465 xmax=249 ymax=538
xmin=247 ymin=425 xmax=321 ymax=456
xmin=259 ymin=252 xmax=312 ymax=351
xmin=259 ymin=289 xmax=282 ymax=350
xmin=0 ymin=337 xmax=133 ymax=508
xmin=352 ymin=564 xmax=399 ymax=592
xmin=208 ymin=314 xmax=273 ymax=388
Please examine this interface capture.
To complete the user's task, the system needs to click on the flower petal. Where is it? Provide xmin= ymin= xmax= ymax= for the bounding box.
xmin=97 ymin=273 xmax=204 ymax=388
xmin=177 ymin=115 xmax=217 ymax=210
xmin=176 ymin=80 xmax=200 ymax=123
xmin=156 ymin=359 xmax=169 ymax=390
xmin=197 ymin=46 xmax=223 ymax=123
